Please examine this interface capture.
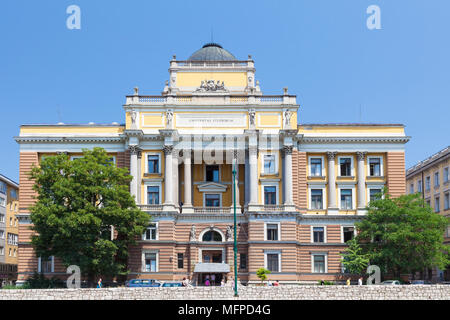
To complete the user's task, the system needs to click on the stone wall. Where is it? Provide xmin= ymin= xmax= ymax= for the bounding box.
xmin=0 ymin=285 xmax=449 ymax=300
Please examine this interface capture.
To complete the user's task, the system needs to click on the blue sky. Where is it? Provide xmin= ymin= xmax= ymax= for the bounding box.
xmin=1 ymin=0 xmax=449 ymax=182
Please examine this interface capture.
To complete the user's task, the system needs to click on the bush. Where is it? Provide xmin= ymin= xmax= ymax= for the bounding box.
xmin=25 ymin=272 xmax=65 ymax=289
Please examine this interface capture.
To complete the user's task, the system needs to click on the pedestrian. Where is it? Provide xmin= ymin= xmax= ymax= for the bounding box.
xmin=267 ymin=280 xmax=272 ymax=286
xmin=97 ymin=278 xmax=103 ymax=288
xmin=220 ymin=279 xmax=225 ymax=287
xmin=346 ymin=278 xmax=351 ymax=286
xmin=358 ymin=277 xmax=363 ymax=286
xmin=182 ymin=277 xmax=187 ymax=287
xmin=205 ymin=278 xmax=210 ymax=286
xmin=273 ymin=280 xmax=279 ymax=286
xmin=320 ymin=279 xmax=324 ymax=285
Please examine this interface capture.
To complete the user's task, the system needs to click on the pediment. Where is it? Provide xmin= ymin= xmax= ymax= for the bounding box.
xmin=197 ymin=182 xmax=228 ymax=193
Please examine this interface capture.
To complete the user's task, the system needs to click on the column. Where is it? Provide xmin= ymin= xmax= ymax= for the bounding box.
xmin=163 ymin=145 xmax=174 ymax=210
xmin=327 ymin=152 xmax=338 ymax=214
xmin=137 ymin=150 xmax=142 ymax=204
xmin=183 ymin=151 xmax=194 ymax=213
xmin=283 ymin=145 xmax=295 ymax=209
xmin=357 ymin=151 xmax=367 ymax=214
xmin=244 ymin=152 xmax=249 ymax=206
xmin=173 ymin=153 xmax=179 ymax=207
xmin=248 ymin=146 xmax=258 ymax=210
xmin=232 ymin=150 xmax=241 ymax=210
xmin=129 ymin=146 xmax=140 ymax=203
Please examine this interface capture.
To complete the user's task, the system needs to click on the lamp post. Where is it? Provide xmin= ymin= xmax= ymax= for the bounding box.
xmin=232 ymin=159 xmax=238 ymax=297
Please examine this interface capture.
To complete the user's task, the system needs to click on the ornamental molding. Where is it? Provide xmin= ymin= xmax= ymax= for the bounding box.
xmin=327 ymin=151 xmax=338 ymax=160
xmin=283 ymin=145 xmax=293 ymax=155
xmin=14 ymin=136 xmax=125 ymax=144
xmin=124 ymin=129 xmax=144 ymax=138
xmin=300 ymin=137 xmax=411 ymax=144
xmin=195 ymin=80 xmax=228 ymax=92
xmin=163 ymin=145 xmax=174 ymax=155
xmin=356 ymin=151 xmax=367 ymax=161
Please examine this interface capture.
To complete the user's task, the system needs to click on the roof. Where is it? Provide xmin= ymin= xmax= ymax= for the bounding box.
xmin=193 ymin=263 xmax=230 ymax=273
xmin=406 ymin=146 xmax=450 ymax=176
xmin=0 ymin=174 xmax=19 ymax=188
xmin=188 ymin=43 xmax=237 ymax=61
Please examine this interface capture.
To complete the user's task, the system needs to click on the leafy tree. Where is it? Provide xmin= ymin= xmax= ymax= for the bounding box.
xmin=256 ymin=268 xmax=271 ymax=284
xmin=340 ymin=238 xmax=370 ymax=275
xmin=355 ymin=191 xmax=450 ymax=279
xmin=29 ymin=147 xmax=150 ymax=283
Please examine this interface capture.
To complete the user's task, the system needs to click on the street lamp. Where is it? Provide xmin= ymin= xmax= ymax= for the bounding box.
xmin=232 ymin=158 xmax=239 ymax=297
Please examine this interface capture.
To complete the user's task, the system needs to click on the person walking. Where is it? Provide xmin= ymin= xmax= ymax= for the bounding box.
xmin=97 ymin=278 xmax=103 ymax=288
xmin=358 ymin=277 xmax=363 ymax=286
xmin=205 ymin=277 xmax=210 ymax=287
xmin=346 ymin=278 xmax=351 ymax=286
xmin=220 ymin=279 xmax=225 ymax=287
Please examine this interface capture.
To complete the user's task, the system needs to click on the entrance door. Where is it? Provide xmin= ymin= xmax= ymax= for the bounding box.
xmin=202 ymin=250 xmax=222 ymax=263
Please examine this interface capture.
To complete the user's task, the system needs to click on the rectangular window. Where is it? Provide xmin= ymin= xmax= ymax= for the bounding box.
xmin=369 ymin=189 xmax=382 ymax=202
xmin=144 ymin=253 xmax=157 ymax=272
xmin=0 ymin=230 xmax=4 ymax=239
xmin=310 ymin=158 xmax=322 ymax=176
xmin=426 ymin=200 xmax=431 ymax=207
xmin=0 ymin=181 xmax=6 ymax=194
xmin=264 ymin=155 xmax=276 ymax=174
xmin=311 ymin=189 xmax=323 ymax=210
xmin=0 ymin=197 xmax=5 ymax=207
xmin=0 ymin=247 xmax=3 ymax=255
xmin=205 ymin=194 xmax=220 ymax=207
xmin=266 ymin=253 xmax=279 ymax=272
xmin=444 ymin=167 xmax=449 ymax=184
xmin=177 ymin=253 xmax=184 ymax=269
xmin=0 ymin=214 xmax=4 ymax=223
xmin=409 ymin=184 xmax=414 ymax=194
xmin=369 ymin=158 xmax=381 ymax=176
xmin=144 ymin=224 xmax=157 ymax=240
xmin=266 ymin=224 xmax=279 ymax=241
xmin=264 ymin=186 xmax=277 ymax=205
xmin=435 ymin=197 xmax=440 ymax=213
xmin=426 ymin=176 xmax=431 ymax=191
xmin=10 ymin=189 xmax=17 ymax=199
xmin=206 ymin=165 xmax=220 ymax=182
xmin=40 ymin=257 xmax=53 ymax=273
xmin=343 ymin=227 xmax=355 ymax=242
xmin=417 ymin=180 xmax=423 ymax=193
xmin=339 ymin=158 xmax=352 ymax=176
xmin=313 ymin=227 xmax=324 ymax=243
xmin=434 ymin=172 xmax=440 ymax=187
xmin=445 ymin=193 xmax=449 ymax=210
xmin=313 ymin=255 xmax=326 ymax=273
xmin=340 ymin=189 xmax=353 ymax=210
xmin=240 ymin=253 xmax=247 ymax=270
xmin=147 ymin=155 xmax=159 ymax=174
xmin=147 ymin=186 xmax=160 ymax=205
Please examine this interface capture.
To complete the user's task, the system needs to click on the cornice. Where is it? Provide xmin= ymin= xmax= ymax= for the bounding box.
xmin=14 ymin=136 xmax=125 ymax=144
xmin=300 ymin=136 xmax=411 ymax=144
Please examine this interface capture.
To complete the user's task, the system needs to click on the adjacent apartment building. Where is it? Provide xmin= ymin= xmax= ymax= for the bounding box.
xmin=15 ymin=43 xmax=409 ymax=285
xmin=406 ymin=146 xmax=450 ymax=282
xmin=0 ymin=174 xmax=19 ymax=286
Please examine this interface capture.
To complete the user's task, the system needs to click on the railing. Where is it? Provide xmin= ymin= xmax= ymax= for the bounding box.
xmin=139 ymin=96 xmax=167 ymax=103
xmin=249 ymin=205 xmax=287 ymax=212
xmin=257 ymin=96 xmax=283 ymax=103
xmin=138 ymin=205 xmax=164 ymax=212
xmin=193 ymin=207 xmax=233 ymax=214
xmin=174 ymin=61 xmax=249 ymax=68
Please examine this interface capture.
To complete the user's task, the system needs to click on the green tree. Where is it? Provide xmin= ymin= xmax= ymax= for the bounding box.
xmin=256 ymin=268 xmax=271 ymax=284
xmin=29 ymin=147 xmax=150 ymax=283
xmin=340 ymin=238 xmax=370 ymax=275
xmin=356 ymin=191 xmax=450 ymax=279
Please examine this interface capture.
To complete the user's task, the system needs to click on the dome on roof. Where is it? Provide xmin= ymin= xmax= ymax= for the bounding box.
xmin=188 ymin=43 xmax=237 ymax=61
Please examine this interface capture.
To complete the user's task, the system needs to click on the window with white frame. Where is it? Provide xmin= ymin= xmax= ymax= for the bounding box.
xmin=143 ymin=223 xmax=158 ymax=240
xmin=265 ymin=223 xmax=280 ymax=241
xmin=309 ymin=158 xmax=323 ymax=177
xmin=205 ymin=194 xmax=221 ymax=207
xmin=312 ymin=254 xmax=327 ymax=273
xmin=435 ymin=197 xmax=440 ymax=213
xmin=38 ymin=256 xmax=54 ymax=273
xmin=264 ymin=185 xmax=277 ymax=205
xmin=310 ymin=189 xmax=323 ymax=210
xmin=339 ymin=157 xmax=352 ymax=176
xmin=444 ymin=193 xmax=449 ymax=211
xmin=312 ymin=227 xmax=325 ymax=243
xmin=147 ymin=186 xmax=160 ymax=205
xmin=263 ymin=154 xmax=276 ymax=174
xmin=342 ymin=226 xmax=355 ymax=243
xmin=369 ymin=188 xmax=383 ymax=202
xmin=409 ymin=183 xmax=414 ymax=194
xmin=417 ymin=180 xmax=423 ymax=192
xmin=425 ymin=176 xmax=431 ymax=191
xmin=265 ymin=252 xmax=281 ymax=272
xmin=142 ymin=251 xmax=158 ymax=272
xmin=444 ymin=167 xmax=449 ymax=184
xmin=147 ymin=154 xmax=160 ymax=174
xmin=340 ymin=189 xmax=353 ymax=210
xmin=0 ymin=230 xmax=4 ymax=239
xmin=0 ymin=181 xmax=6 ymax=194
xmin=0 ymin=214 xmax=4 ymax=223
xmin=7 ymin=233 xmax=18 ymax=246
xmin=0 ymin=197 xmax=5 ymax=207
xmin=434 ymin=172 xmax=440 ymax=187
xmin=368 ymin=157 xmax=382 ymax=177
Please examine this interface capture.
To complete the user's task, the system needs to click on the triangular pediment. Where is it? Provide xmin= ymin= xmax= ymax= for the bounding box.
xmin=197 ymin=182 xmax=228 ymax=193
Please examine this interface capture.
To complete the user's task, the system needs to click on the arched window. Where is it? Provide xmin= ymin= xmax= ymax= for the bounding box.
xmin=202 ymin=230 xmax=222 ymax=242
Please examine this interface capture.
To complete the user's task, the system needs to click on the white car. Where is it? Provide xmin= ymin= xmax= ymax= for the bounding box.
xmin=380 ymin=280 xmax=401 ymax=285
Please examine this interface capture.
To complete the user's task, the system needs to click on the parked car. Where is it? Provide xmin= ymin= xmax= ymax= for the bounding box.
xmin=161 ymin=282 xmax=183 ymax=287
xmin=410 ymin=280 xmax=432 ymax=285
xmin=126 ymin=279 xmax=161 ymax=287
xmin=380 ymin=280 xmax=401 ymax=285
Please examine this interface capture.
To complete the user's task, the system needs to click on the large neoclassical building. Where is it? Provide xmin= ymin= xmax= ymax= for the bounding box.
xmin=15 ymin=43 xmax=409 ymax=284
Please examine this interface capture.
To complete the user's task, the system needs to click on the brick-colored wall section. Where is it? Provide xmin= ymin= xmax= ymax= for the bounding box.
xmin=386 ymin=152 xmax=406 ymax=198
xmin=19 ymin=152 xmax=39 ymax=213
xmin=292 ymin=151 xmax=307 ymax=212
xmin=117 ymin=151 xmax=130 ymax=171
